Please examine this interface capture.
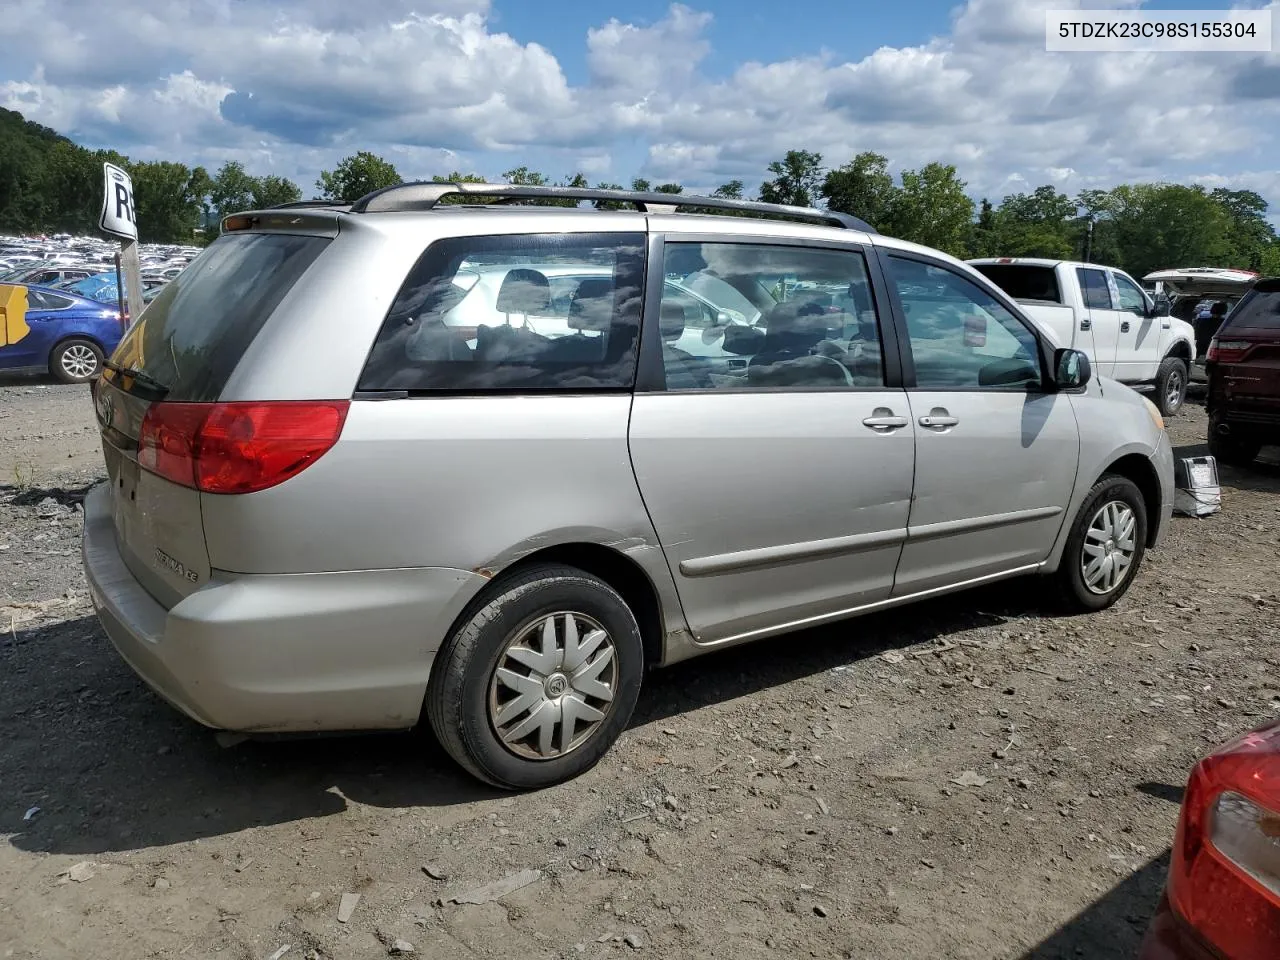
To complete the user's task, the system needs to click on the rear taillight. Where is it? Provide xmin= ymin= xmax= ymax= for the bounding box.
xmin=1168 ymin=724 xmax=1280 ymax=960
xmin=138 ymin=401 xmax=349 ymax=494
xmin=1207 ymin=339 xmax=1254 ymax=362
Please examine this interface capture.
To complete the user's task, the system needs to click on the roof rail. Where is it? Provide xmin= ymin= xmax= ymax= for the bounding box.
xmin=348 ymin=181 xmax=876 ymax=233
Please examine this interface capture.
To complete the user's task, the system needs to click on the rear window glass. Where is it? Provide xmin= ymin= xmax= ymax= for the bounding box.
xmin=358 ymin=232 xmax=646 ymax=392
xmin=1223 ymin=280 xmax=1280 ymax=331
xmin=972 ymin=264 xmax=1062 ymax=304
xmin=108 ymin=232 xmax=328 ymax=401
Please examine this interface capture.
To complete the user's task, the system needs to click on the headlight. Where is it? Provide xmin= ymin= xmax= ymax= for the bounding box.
xmin=1143 ymin=396 xmax=1165 ymax=431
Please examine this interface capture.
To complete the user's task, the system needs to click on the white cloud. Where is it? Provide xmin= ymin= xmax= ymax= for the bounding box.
xmin=0 ymin=0 xmax=1277 ymax=217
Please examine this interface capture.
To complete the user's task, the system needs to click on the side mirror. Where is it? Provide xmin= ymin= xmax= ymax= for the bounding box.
xmin=1054 ymin=347 xmax=1092 ymax=390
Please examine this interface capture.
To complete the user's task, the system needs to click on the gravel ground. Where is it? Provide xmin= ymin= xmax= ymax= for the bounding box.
xmin=1 ymin=377 xmax=1278 ymax=960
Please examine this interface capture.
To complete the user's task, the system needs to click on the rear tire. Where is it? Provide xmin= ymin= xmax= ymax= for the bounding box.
xmin=427 ymin=563 xmax=644 ymax=790
xmin=1208 ymin=432 xmax=1261 ymax=467
xmin=50 ymin=338 xmax=103 ymax=384
xmin=1053 ymin=475 xmax=1148 ymax=613
xmin=1154 ymin=357 xmax=1187 ymax=417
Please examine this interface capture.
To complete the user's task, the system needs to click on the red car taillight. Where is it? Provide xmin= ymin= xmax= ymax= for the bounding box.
xmin=1168 ymin=724 xmax=1280 ymax=960
xmin=138 ymin=401 xmax=349 ymax=494
xmin=1207 ymin=338 xmax=1254 ymax=362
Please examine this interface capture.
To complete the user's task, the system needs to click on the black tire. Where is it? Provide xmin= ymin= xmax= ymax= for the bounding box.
xmin=49 ymin=337 xmax=103 ymax=384
xmin=1053 ymin=475 xmax=1148 ymax=613
xmin=426 ymin=563 xmax=644 ymax=790
xmin=1208 ymin=431 xmax=1261 ymax=467
xmin=1154 ymin=356 xmax=1187 ymax=417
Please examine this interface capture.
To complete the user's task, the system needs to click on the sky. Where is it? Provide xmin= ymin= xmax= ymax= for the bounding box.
xmin=3 ymin=0 xmax=1280 ymax=216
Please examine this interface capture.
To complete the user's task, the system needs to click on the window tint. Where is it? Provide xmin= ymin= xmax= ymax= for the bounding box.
xmin=1077 ymin=268 xmax=1113 ymax=310
xmin=27 ymin=290 xmax=72 ymax=310
xmin=1112 ymin=273 xmax=1147 ymax=314
xmin=971 ymin=264 xmax=1062 ymax=304
xmin=657 ymin=242 xmax=884 ymax=391
xmin=887 ymin=256 xmax=1042 ymax=390
xmin=109 ymin=232 xmax=328 ymax=401
xmin=359 ymin=233 xmax=645 ymax=392
xmin=1223 ymin=281 xmax=1280 ymax=331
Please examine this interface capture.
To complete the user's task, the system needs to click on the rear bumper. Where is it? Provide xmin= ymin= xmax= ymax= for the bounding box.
xmin=81 ymin=482 xmax=488 ymax=733
xmin=1138 ymin=894 xmax=1218 ymax=960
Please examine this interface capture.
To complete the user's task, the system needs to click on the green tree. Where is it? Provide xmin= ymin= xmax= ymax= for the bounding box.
xmin=251 ymin=174 xmax=302 ymax=210
xmin=593 ymin=181 xmax=627 ymax=210
xmin=1210 ymin=188 xmax=1277 ymax=271
xmin=987 ymin=185 xmax=1077 ymax=259
xmin=759 ymin=150 xmax=824 ymax=207
xmin=209 ymin=161 xmax=257 ymax=222
xmin=630 ymin=177 xmax=651 ymax=193
xmin=126 ymin=160 xmax=205 ymax=242
xmin=886 ymin=162 xmax=974 ymax=256
xmin=316 ymin=151 xmax=401 ymax=202
xmin=654 ymin=182 xmax=683 ymax=194
xmin=1105 ymin=183 xmax=1238 ymax=278
xmin=713 ymin=180 xmax=744 ymax=199
xmin=822 ymin=152 xmax=896 ymax=230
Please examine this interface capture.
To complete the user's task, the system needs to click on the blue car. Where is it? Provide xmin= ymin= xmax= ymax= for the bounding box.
xmin=0 ymin=283 xmax=125 ymax=383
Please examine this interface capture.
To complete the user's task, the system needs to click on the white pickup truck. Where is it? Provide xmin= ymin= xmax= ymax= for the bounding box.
xmin=969 ymin=257 xmax=1196 ymax=416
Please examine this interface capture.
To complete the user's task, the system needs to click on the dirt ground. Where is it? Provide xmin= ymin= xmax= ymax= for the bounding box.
xmin=2 ymin=376 xmax=1278 ymax=960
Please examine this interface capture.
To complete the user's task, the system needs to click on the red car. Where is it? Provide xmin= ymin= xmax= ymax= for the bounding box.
xmin=1206 ymin=278 xmax=1280 ymax=467
xmin=1139 ymin=718 xmax=1280 ymax=959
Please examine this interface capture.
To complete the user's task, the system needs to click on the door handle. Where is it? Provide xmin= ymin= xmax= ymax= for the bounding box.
xmin=1121 ymin=321 xmax=1131 ymax=333
xmin=1080 ymin=318 xmax=1092 ymax=331
xmin=919 ymin=413 xmax=959 ymax=429
xmin=862 ymin=414 xmax=909 ymax=431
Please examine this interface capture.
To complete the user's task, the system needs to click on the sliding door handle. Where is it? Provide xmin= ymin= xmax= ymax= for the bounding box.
xmin=919 ymin=414 xmax=959 ymax=429
xmin=862 ymin=414 xmax=909 ymax=431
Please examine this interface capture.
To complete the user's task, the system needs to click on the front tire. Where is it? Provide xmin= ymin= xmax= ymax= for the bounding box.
xmin=1053 ymin=475 xmax=1148 ymax=613
xmin=50 ymin=338 xmax=103 ymax=384
xmin=427 ymin=564 xmax=644 ymax=790
xmin=1208 ymin=431 xmax=1261 ymax=467
xmin=1154 ymin=356 xmax=1187 ymax=417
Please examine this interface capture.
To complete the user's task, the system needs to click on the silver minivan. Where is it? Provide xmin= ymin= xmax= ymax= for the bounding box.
xmin=82 ymin=184 xmax=1174 ymax=788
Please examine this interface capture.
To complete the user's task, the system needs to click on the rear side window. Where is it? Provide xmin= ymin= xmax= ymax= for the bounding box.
xmin=109 ymin=232 xmax=328 ymax=401
xmin=1223 ymin=280 xmax=1280 ymax=331
xmin=1077 ymin=268 xmax=1113 ymax=310
xmin=358 ymin=232 xmax=645 ymax=392
xmin=971 ymin=264 xmax=1062 ymax=304
xmin=27 ymin=290 xmax=72 ymax=310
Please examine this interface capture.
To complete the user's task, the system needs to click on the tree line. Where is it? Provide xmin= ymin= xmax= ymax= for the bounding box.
xmin=3 ymin=108 xmax=1277 ymax=279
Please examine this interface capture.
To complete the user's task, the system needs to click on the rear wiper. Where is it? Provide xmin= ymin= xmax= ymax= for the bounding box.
xmin=103 ymin=360 xmax=170 ymax=397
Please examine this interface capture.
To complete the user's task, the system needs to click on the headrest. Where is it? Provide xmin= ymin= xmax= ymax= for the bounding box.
xmin=764 ymin=299 xmax=827 ymax=336
xmin=495 ymin=268 xmax=551 ymax=315
xmin=568 ymin=278 xmax=615 ymax=332
xmin=660 ymin=300 xmax=687 ymax=340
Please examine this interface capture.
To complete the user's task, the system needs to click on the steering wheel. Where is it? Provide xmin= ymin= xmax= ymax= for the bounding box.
xmin=812 ymin=352 xmax=854 ymax=386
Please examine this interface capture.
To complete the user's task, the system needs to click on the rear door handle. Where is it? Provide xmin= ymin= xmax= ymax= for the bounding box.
xmin=919 ymin=414 xmax=959 ymax=429
xmin=862 ymin=413 xmax=909 ymax=431
xmin=1080 ymin=318 xmax=1092 ymax=331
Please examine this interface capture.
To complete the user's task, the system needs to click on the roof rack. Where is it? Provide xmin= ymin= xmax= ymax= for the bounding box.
xmin=347 ymin=182 xmax=876 ymax=233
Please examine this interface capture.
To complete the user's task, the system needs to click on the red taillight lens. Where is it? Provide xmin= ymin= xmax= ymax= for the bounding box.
xmin=1168 ymin=724 xmax=1280 ymax=960
xmin=1207 ymin=339 xmax=1253 ymax=362
xmin=138 ymin=401 xmax=349 ymax=494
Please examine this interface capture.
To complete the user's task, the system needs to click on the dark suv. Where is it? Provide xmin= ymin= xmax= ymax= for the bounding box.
xmin=1206 ymin=278 xmax=1280 ymax=466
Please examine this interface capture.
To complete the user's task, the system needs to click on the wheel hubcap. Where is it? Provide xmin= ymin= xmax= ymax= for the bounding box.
xmin=61 ymin=345 xmax=97 ymax=379
xmin=1167 ymin=371 xmax=1183 ymax=408
xmin=488 ymin=611 xmax=617 ymax=761
xmin=1081 ymin=500 xmax=1137 ymax=595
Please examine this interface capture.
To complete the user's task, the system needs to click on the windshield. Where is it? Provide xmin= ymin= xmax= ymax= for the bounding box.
xmin=1223 ymin=281 xmax=1280 ymax=332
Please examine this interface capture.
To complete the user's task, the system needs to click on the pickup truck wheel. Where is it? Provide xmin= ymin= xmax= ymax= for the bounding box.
xmin=426 ymin=563 xmax=644 ymax=790
xmin=1154 ymin=357 xmax=1187 ymax=417
xmin=1053 ymin=475 xmax=1148 ymax=614
xmin=1208 ymin=432 xmax=1261 ymax=467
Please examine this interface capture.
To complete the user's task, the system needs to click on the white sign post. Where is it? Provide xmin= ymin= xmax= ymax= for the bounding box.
xmin=99 ymin=162 xmax=144 ymax=326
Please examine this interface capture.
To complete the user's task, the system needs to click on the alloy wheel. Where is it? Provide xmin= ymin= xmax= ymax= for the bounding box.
xmin=60 ymin=344 xmax=98 ymax=380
